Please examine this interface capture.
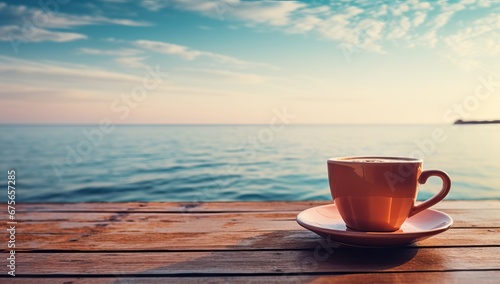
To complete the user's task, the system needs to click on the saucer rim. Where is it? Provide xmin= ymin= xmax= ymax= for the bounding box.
xmin=296 ymin=204 xmax=453 ymax=236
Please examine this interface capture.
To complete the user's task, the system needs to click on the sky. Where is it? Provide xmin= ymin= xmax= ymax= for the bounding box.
xmin=1 ymin=0 xmax=500 ymax=124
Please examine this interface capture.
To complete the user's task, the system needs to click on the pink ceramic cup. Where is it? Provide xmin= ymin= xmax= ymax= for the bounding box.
xmin=327 ymin=156 xmax=451 ymax=232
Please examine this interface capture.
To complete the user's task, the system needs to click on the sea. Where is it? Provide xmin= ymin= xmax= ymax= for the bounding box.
xmin=0 ymin=125 xmax=498 ymax=203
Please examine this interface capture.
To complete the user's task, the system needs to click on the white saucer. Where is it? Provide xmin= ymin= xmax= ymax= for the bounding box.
xmin=296 ymin=204 xmax=453 ymax=247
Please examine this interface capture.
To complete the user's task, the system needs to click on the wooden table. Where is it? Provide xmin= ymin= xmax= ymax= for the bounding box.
xmin=3 ymin=200 xmax=500 ymax=283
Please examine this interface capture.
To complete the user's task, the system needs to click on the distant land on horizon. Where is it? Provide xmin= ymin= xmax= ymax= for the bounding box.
xmin=454 ymin=119 xmax=500 ymax=125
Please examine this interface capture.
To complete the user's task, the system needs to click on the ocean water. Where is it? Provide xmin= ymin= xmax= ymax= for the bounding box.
xmin=0 ymin=125 xmax=499 ymax=203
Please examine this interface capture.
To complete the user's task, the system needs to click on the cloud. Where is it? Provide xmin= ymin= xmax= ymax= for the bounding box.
xmin=0 ymin=82 xmax=111 ymax=102
xmin=140 ymin=0 xmax=171 ymax=11
xmin=412 ymin=1 xmax=432 ymax=10
xmin=461 ymin=0 xmax=477 ymax=4
xmin=136 ymin=0 xmax=488 ymax=58
xmin=4 ymin=0 xmax=499 ymax=75
xmin=391 ymin=3 xmax=410 ymax=16
xmin=429 ymin=7 xmax=500 ymax=70
xmin=134 ymin=39 xmax=276 ymax=69
xmin=115 ymin=56 xmax=148 ymax=69
xmin=0 ymin=55 xmax=237 ymax=104
xmin=155 ymin=1 xmax=384 ymax=54
xmin=434 ymin=11 xmax=454 ymax=29
xmin=478 ymin=0 xmax=491 ymax=7
xmin=316 ymin=11 xmax=359 ymax=44
xmin=0 ymin=25 xmax=87 ymax=43
xmin=315 ymin=6 xmax=389 ymax=53
xmin=103 ymin=37 xmax=126 ymax=43
xmin=228 ymin=1 xmax=306 ymax=26
xmin=42 ymin=15 xmax=151 ymax=28
xmin=288 ymin=15 xmax=322 ymax=33
xmin=413 ymin=11 xmax=427 ymax=27
xmin=180 ymin=68 xmax=271 ymax=84
xmin=0 ymin=56 xmax=141 ymax=82
xmin=429 ymin=3 xmax=467 ymax=32
xmin=443 ymin=13 xmax=500 ymax=59
xmin=440 ymin=53 xmax=480 ymax=71
xmin=99 ymin=0 xmax=132 ymax=3
xmin=140 ymin=0 xmax=304 ymax=26
xmin=441 ymin=3 xmax=467 ymax=12
xmin=134 ymin=40 xmax=200 ymax=60
xmin=374 ymin=4 xmax=388 ymax=16
xmin=418 ymin=30 xmax=438 ymax=47
xmin=0 ymin=55 xmax=154 ymax=104
xmin=302 ymin=6 xmax=330 ymax=16
xmin=78 ymin=48 xmax=147 ymax=69
xmin=0 ymin=2 xmax=151 ymax=29
xmin=140 ymin=0 xmax=236 ymax=13
xmin=78 ymin=48 xmax=142 ymax=57
xmin=198 ymin=25 xmax=211 ymax=30
xmin=134 ymin=0 xmax=500 ymax=68
xmin=160 ymin=85 xmax=236 ymax=97
xmin=387 ymin=16 xmax=411 ymax=39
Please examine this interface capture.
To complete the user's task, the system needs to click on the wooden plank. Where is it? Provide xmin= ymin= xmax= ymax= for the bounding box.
xmin=433 ymin=200 xmax=500 ymax=209
xmin=7 ymin=209 xmax=500 ymax=234
xmin=13 ymin=247 xmax=500 ymax=275
xmin=14 ymin=209 xmax=500 ymax=228
xmin=5 ymin=228 xmax=499 ymax=251
xmin=14 ymin=200 xmax=500 ymax=213
xmin=7 ymin=271 xmax=500 ymax=283
xmin=3 ymin=207 xmax=498 ymax=251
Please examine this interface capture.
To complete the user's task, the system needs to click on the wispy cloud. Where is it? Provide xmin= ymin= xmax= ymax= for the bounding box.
xmin=136 ymin=0 xmax=499 ymax=70
xmin=140 ymin=0 xmax=237 ymax=13
xmin=0 ymin=2 xmax=151 ymax=28
xmin=114 ymin=56 xmax=148 ymax=69
xmin=227 ymin=1 xmax=306 ymax=26
xmin=99 ymin=0 xmax=132 ymax=3
xmin=0 ymin=55 xmax=266 ymax=102
xmin=442 ymin=12 xmax=500 ymax=69
xmin=413 ymin=11 xmax=427 ymax=27
xmin=0 ymin=56 xmax=141 ymax=82
xmin=0 ymin=82 xmax=112 ymax=102
xmin=288 ymin=15 xmax=322 ymax=33
xmin=180 ymin=68 xmax=272 ymax=84
xmin=0 ymin=55 xmax=239 ymax=106
xmin=198 ymin=25 xmax=211 ymax=30
xmin=134 ymin=39 xmax=276 ymax=69
xmin=134 ymin=40 xmax=200 ymax=60
xmin=390 ymin=3 xmax=410 ymax=16
xmin=433 ymin=11 xmax=454 ymax=29
xmin=387 ymin=16 xmax=411 ymax=40
xmin=78 ymin=48 xmax=142 ymax=57
xmin=140 ymin=0 xmax=304 ymax=26
xmin=78 ymin=48 xmax=147 ymax=69
xmin=0 ymin=25 xmax=86 ymax=42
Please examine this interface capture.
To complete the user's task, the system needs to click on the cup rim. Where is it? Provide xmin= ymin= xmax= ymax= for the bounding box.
xmin=327 ymin=156 xmax=423 ymax=164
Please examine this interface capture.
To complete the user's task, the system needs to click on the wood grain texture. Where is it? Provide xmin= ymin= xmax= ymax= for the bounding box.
xmin=4 ymin=229 xmax=499 ymax=251
xmin=2 ymin=204 xmax=498 ymax=251
xmin=3 ymin=201 xmax=499 ymax=283
xmin=13 ymin=247 xmax=500 ymax=275
xmin=5 ymin=271 xmax=500 ymax=284
xmin=13 ymin=209 xmax=500 ymax=228
xmin=5 ymin=217 xmax=495 ymax=249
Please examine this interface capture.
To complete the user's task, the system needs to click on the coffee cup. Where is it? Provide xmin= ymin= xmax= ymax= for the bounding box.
xmin=327 ymin=157 xmax=451 ymax=232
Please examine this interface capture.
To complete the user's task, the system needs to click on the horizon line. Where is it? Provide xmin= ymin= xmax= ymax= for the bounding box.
xmin=0 ymin=123 xmax=453 ymax=126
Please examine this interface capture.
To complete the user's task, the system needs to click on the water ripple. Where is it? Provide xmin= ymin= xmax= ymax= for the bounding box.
xmin=0 ymin=125 xmax=499 ymax=202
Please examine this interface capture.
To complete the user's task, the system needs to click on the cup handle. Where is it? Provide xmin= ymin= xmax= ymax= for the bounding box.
xmin=409 ymin=170 xmax=451 ymax=217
